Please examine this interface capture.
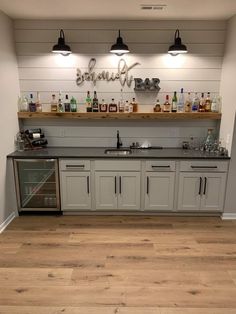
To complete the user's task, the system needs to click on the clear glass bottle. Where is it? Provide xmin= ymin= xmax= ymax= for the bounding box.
xmin=125 ymin=100 xmax=130 ymax=113
xmin=58 ymin=92 xmax=64 ymax=112
xmin=70 ymin=96 xmax=77 ymax=112
xmin=118 ymin=89 xmax=125 ymax=113
xmin=163 ymin=95 xmax=171 ymax=112
xmin=64 ymin=94 xmax=71 ymax=112
xmin=18 ymin=96 xmax=29 ymax=112
xmin=177 ymin=88 xmax=184 ymax=112
xmin=50 ymin=94 xmax=58 ymax=112
xmin=204 ymin=128 xmax=215 ymax=151
xmin=35 ymin=92 xmax=42 ymax=112
xmin=171 ymin=91 xmax=177 ymax=112
xmin=192 ymin=93 xmax=200 ymax=112
xmin=184 ymin=92 xmax=192 ymax=112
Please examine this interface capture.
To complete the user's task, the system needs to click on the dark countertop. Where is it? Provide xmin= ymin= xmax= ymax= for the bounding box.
xmin=7 ymin=147 xmax=230 ymax=160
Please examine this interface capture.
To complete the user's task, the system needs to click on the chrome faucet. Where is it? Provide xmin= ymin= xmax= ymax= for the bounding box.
xmin=116 ymin=130 xmax=123 ymax=149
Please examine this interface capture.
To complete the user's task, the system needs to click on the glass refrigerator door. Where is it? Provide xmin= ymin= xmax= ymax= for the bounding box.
xmin=15 ymin=159 xmax=60 ymax=211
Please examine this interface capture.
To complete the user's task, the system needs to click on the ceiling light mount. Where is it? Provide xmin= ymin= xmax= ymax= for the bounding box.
xmin=110 ymin=30 xmax=130 ymax=56
xmin=52 ymin=29 xmax=72 ymax=56
xmin=168 ymin=29 xmax=188 ymax=56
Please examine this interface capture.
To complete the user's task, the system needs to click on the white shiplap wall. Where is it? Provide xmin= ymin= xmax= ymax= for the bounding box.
xmin=15 ymin=19 xmax=225 ymax=147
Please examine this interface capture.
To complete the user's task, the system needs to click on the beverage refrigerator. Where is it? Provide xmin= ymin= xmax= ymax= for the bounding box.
xmin=13 ymin=159 xmax=61 ymax=212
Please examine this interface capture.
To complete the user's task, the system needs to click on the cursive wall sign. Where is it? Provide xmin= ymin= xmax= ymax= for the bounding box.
xmin=76 ymin=58 xmax=140 ymax=87
xmin=134 ymin=78 xmax=161 ymax=92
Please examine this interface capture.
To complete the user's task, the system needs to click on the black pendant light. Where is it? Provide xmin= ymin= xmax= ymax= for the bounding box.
xmin=168 ymin=29 xmax=188 ymax=56
xmin=52 ymin=29 xmax=72 ymax=56
xmin=110 ymin=30 xmax=130 ymax=56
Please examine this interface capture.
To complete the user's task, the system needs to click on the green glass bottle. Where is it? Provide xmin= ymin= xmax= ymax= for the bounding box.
xmin=70 ymin=96 xmax=77 ymax=112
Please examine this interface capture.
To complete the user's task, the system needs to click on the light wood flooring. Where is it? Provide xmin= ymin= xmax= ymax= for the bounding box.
xmin=1 ymin=215 xmax=236 ymax=314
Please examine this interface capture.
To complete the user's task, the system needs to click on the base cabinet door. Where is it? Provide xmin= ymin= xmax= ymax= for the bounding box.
xmin=118 ymin=172 xmax=141 ymax=210
xmin=200 ymin=173 xmax=227 ymax=212
xmin=95 ymin=172 xmax=117 ymax=210
xmin=177 ymin=173 xmax=202 ymax=211
xmin=145 ymin=172 xmax=175 ymax=210
xmin=61 ymin=171 xmax=91 ymax=211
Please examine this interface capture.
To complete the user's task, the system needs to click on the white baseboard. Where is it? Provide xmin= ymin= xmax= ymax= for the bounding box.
xmin=221 ymin=213 xmax=236 ymax=220
xmin=0 ymin=212 xmax=16 ymax=233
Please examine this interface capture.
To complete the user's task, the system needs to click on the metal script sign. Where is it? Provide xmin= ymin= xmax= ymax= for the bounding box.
xmin=134 ymin=78 xmax=161 ymax=92
xmin=76 ymin=58 xmax=140 ymax=87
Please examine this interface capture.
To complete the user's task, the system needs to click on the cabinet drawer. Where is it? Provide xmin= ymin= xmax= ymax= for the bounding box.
xmin=146 ymin=160 xmax=176 ymax=172
xmin=95 ymin=160 xmax=141 ymax=171
xmin=180 ymin=160 xmax=228 ymax=172
xmin=60 ymin=159 xmax=90 ymax=171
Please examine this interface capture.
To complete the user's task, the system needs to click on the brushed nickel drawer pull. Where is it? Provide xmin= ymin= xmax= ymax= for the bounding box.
xmin=191 ymin=166 xmax=217 ymax=169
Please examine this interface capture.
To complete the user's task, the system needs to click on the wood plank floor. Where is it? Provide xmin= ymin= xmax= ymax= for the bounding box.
xmin=1 ymin=215 xmax=236 ymax=314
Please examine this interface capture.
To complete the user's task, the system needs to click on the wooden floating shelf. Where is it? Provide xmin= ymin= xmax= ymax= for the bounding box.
xmin=17 ymin=112 xmax=222 ymax=120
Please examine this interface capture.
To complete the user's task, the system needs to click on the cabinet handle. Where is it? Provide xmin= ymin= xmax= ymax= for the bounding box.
xmin=114 ymin=176 xmax=117 ymax=194
xmin=203 ymin=177 xmax=207 ymax=195
xmin=152 ymin=165 xmax=170 ymax=168
xmin=147 ymin=176 xmax=149 ymax=194
xmin=191 ymin=166 xmax=217 ymax=169
xmin=119 ymin=176 xmax=122 ymax=194
xmin=199 ymin=177 xmax=202 ymax=195
xmin=87 ymin=176 xmax=90 ymax=194
xmin=66 ymin=165 xmax=85 ymax=169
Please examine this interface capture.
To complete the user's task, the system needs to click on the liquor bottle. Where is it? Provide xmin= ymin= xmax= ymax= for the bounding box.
xmin=192 ymin=93 xmax=200 ymax=112
xmin=86 ymin=91 xmax=92 ymax=112
xmin=171 ymin=91 xmax=177 ymax=112
xmin=35 ymin=92 xmax=42 ymax=112
xmin=92 ymin=91 xmax=99 ymax=112
xmin=118 ymin=89 xmax=125 ymax=112
xmin=154 ymin=99 xmax=161 ymax=112
xmin=28 ymin=133 xmax=45 ymax=139
xmin=64 ymin=94 xmax=70 ymax=112
xmin=58 ymin=92 xmax=64 ymax=112
xmin=18 ymin=96 xmax=28 ymax=112
xmin=163 ymin=95 xmax=171 ymax=112
xmin=204 ymin=128 xmax=215 ymax=151
xmin=70 ymin=96 xmax=77 ymax=112
xmin=184 ymin=92 xmax=192 ymax=112
xmin=50 ymin=94 xmax=58 ymax=112
xmin=177 ymin=88 xmax=184 ymax=112
xmin=129 ymin=101 xmax=133 ymax=113
xmin=132 ymin=97 xmax=138 ymax=112
xmin=199 ymin=93 xmax=205 ymax=112
xmin=109 ymin=98 xmax=118 ymax=112
xmin=29 ymin=93 xmax=36 ymax=112
xmin=25 ymin=128 xmax=42 ymax=135
xmin=99 ymin=99 xmax=108 ymax=112
xmin=124 ymin=100 xmax=130 ymax=113
xmin=211 ymin=95 xmax=221 ymax=113
xmin=205 ymin=92 xmax=212 ymax=112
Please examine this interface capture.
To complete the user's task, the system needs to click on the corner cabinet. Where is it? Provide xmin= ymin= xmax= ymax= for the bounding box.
xmin=60 ymin=160 xmax=91 ymax=211
xmin=177 ymin=161 xmax=228 ymax=212
xmin=94 ymin=160 xmax=141 ymax=211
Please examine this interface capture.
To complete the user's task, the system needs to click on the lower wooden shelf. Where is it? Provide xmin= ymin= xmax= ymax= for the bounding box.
xmin=17 ymin=112 xmax=222 ymax=120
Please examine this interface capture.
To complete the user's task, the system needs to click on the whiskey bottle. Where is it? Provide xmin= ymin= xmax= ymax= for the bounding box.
xmin=184 ymin=92 xmax=192 ymax=112
xmin=199 ymin=93 xmax=205 ymax=112
xmin=50 ymin=94 xmax=58 ymax=112
xmin=99 ymin=99 xmax=108 ymax=112
xmin=132 ymin=97 xmax=138 ymax=112
xmin=171 ymin=91 xmax=177 ymax=112
xmin=163 ymin=95 xmax=171 ymax=112
xmin=205 ymin=92 xmax=212 ymax=112
xmin=109 ymin=98 xmax=118 ymax=112
xmin=29 ymin=93 xmax=36 ymax=112
xmin=92 ymin=91 xmax=99 ymax=112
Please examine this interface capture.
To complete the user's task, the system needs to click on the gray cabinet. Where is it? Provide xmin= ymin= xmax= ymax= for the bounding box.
xmin=60 ymin=160 xmax=91 ymax=211
xmin=144 ymin=161 xmax=176 ymax=211
xmin=177 ymin=161 xmax=228 ymax=212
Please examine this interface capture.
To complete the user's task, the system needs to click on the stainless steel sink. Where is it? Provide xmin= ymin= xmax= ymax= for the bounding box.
xmin=104 ymin=148 xmax=132 ymax=155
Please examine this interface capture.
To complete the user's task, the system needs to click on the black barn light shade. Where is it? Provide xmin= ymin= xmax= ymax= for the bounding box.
xmin=110 ymin=30 xmax=130 ymax=56
xmin=52 ymin=29 xmax=72 ymax=56
xmin=168 ymin=29 xmax=188 ymax=56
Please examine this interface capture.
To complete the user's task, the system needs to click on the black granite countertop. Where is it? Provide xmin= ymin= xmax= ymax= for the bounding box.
xmin=7 ymin=147 xmax=230 ymax=160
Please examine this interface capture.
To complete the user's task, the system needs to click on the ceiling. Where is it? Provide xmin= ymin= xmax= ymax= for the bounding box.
xmin=0 ymin=0 xmax=235 ymax=20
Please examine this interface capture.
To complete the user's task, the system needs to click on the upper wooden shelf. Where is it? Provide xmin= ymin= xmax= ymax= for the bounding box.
xmin=17 ymin=112 xmax=222 ymax=120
